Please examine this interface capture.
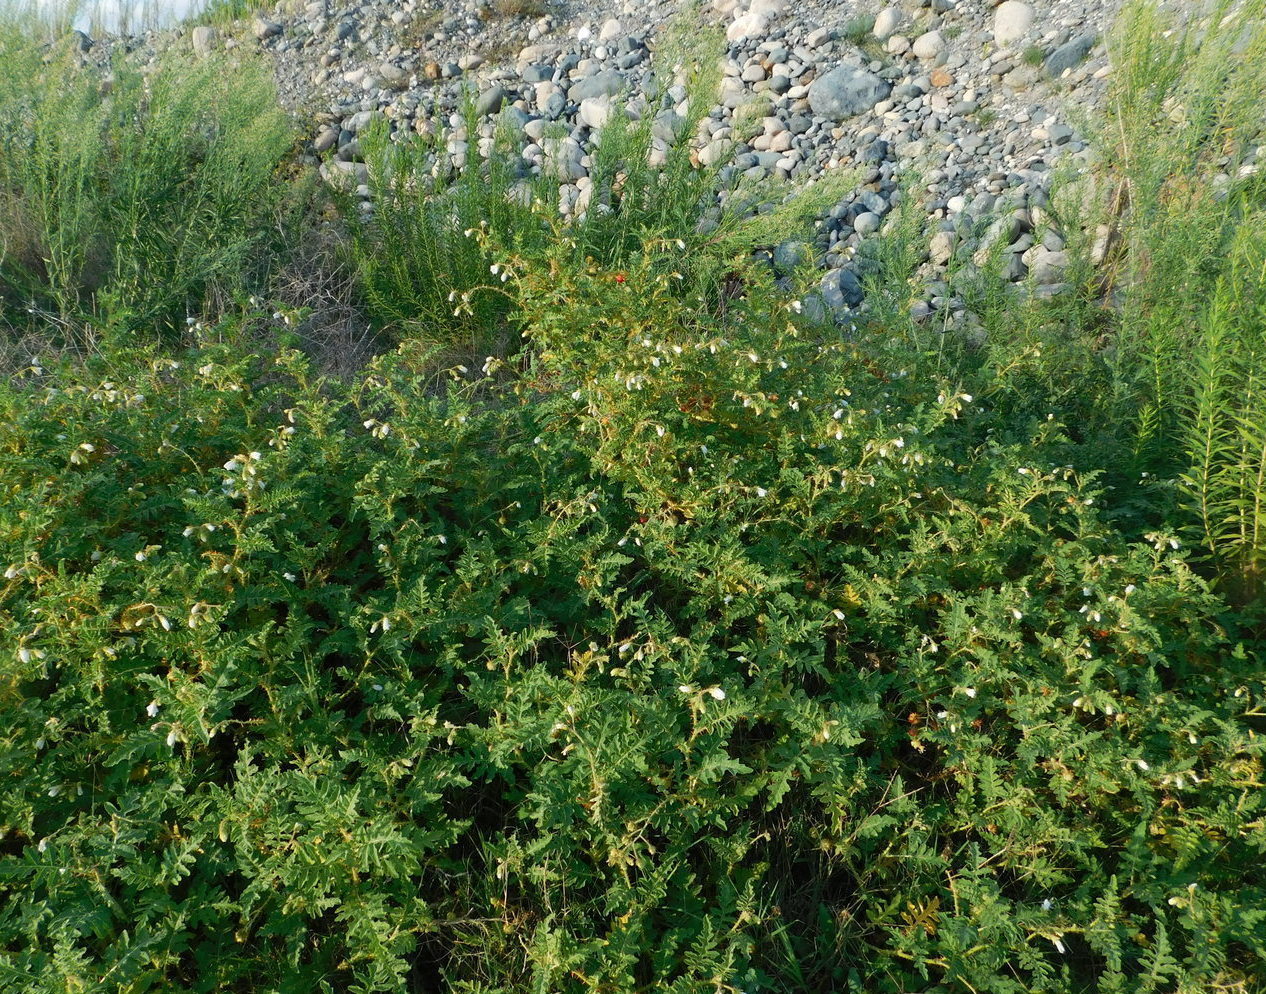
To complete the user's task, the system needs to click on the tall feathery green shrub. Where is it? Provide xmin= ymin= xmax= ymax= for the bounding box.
xmin=0 ymin=36 xmax=292 ymax=345
xmin=1097 ymin=0 xmax=1266 ymax=602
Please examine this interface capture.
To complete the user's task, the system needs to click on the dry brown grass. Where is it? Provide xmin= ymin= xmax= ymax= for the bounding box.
xmin=268 ymin=218 xmax=383 ymax=379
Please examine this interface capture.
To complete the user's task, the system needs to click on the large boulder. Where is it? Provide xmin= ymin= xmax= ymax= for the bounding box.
xmin=568 ymin=69 xmax=625 ymax=102
xmin=912 ymin=29 xmax=945 ymax=59
xmin=1045 ymin=33 xmax=1097 ymax=75
xmin=993 ymin=1 xmax=1035 ymax=46
xmin=727 ymin=11 xmax=769 ymax=42
xmin=807 ymin=65 xmax=891 ymax=119
xmin=873 ymin=7 xmax=901 ymax=40
xmin=820 ymin=267 xmax=864 ymax=311
xmin=191 ymin=25 xmax=217 ymax=57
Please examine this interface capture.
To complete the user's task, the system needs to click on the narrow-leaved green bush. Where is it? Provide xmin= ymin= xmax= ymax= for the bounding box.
xmin=0 ymin=38 xmax=292 ymax=345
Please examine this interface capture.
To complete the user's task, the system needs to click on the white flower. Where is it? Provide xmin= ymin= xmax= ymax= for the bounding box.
xmin=3 ymin=566 xmax=18 ymax=579
xmin=755 ymin=487 xmax=767 ymax=498
xmin=134 ymin=551 xmax=146 ymax=562
xmin=1041 ymin=898 xmax=1053 ymax=911
xmin=283 ymin=572 xmax=296 ymax=582
xmin=963 ymin=687 xmax=977 ymax=699
xmin=1018 ymin=467 xmax=1029 ymax=475
xmin=708 ymin=687 xmax=726 ymax=701
xmin=146 ymin=701 xmax=160 ymax=718
xmin=166 ymin=730 xmax=178 ymax=747
xmin=961 ymin=393 xmax=973 ymax=403
xmin=1125 ymin=584 xmax=1136 ymax=594
xmin=223 ymin=458 xmax=240 ymax=471
xmin=678 ymin=685 xmax=693 ymax=694
xmin=1053 ymin=938 xmax=1065 ymax=954
xmin=1169 ymin=538 xmax=1180 ymax=549
xmin=571 ymin=389 xmax=582 ymax=400
xmin=1011 ymin=608 xmax=1023 ymax=620
xmin=438 ymin=535 xmax=448 ymax=545
xmin=372 ymin=683 xmax=384 ymax=691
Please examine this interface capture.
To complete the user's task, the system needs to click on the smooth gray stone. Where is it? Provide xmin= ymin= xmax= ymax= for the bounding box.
xmin=568 ymin=69 xmax=625 ymax=102
xmin=1046 ymin=33 xmax=1096 ymax=75
xmin=476 ymin=85 xmax=508 ymax=116
xmin=820 ymin=267 xmax=864 ymax=310
xmin=807 ymin=65 xmax=891 ymax=119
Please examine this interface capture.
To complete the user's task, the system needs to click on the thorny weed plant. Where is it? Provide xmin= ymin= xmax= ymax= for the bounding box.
xmin=1 ymin=268 xmax=1263 ymax=992
xmin=0 ymin=1 xmax=1265 ymax=992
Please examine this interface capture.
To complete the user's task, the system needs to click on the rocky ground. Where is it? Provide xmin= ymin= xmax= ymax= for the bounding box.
xmin=62 ymin=0 xmax=1247 ymax=327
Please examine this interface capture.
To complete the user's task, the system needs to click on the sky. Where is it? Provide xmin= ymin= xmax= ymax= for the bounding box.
xmin=18 ymin=0 xmax=205 ymax=33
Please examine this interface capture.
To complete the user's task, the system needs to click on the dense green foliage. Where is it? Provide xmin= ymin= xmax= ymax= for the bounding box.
xmin=1 ymin=2 xmax=1265 ymax=993
xmin=0 ymin=37 xmax=293 ymax=344
xmin=3 ymin=288 xmax=1264 ymax=992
